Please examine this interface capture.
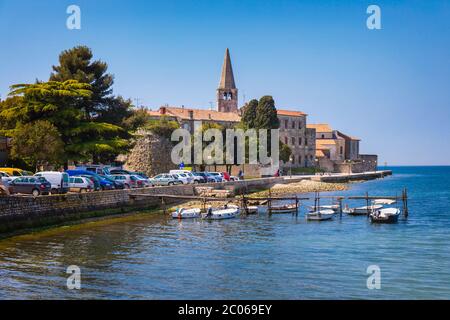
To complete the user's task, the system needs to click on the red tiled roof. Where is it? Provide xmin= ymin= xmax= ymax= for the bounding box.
xmin=148 ymin=106 xmax=241 ymax=122
xmin=307 ymin=123 xmax=333 ymax=133
xmin=276 ymin=109 xmax=307 ymax=117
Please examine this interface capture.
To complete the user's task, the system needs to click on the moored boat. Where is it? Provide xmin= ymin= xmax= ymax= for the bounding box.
xmin=370 ymin=208 xmax=400 ymax=223
xmin=269 ymin=204 xmax=297 ymax=214
xmin=171 ymin=208 xmax=202 ymax=219
xmin=202 ymin=207 xmax=239 ymax=220
xmin=372 ymin=199 xmax=396 ymax=205
xmin=306 ymin=209 xmax=334 ymax=221
xmin=307 ymin=204 xmax=340 ymax=212
xmin=244 ymin=206 xmax=259 ymax=214
xmin=346 ymin=204 xmax=383 ymax=215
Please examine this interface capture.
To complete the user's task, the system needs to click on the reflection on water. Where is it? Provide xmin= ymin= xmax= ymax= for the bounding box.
xmin=1 ymin=166 xmax=450 ymax=299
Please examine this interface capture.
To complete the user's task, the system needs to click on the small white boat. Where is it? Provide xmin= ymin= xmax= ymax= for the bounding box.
xmin=346 ymin=204 xmax=383 ymax=215
xmin=372 ymin=199 xmax=396 ymax=205
xmin=307 ymin=204 xmax=340 ymax=212
xmin=245 ymin=206 xmax=259 ymax=214
xmin=202 ymin=207 xmax=239 ymax=220
xmin=370 ymin=208 xmax=401 ymax=223
xmin=306 ymin=209 xmax=335 ymax=221
xmin=172 ymin=208 xmax=202 ymax=219
xmin=270 ymin=204 xmax=297 ymax=214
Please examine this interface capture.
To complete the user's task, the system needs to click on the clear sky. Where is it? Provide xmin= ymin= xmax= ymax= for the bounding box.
xmin=1 ymin=0 xmax=449 ymax=165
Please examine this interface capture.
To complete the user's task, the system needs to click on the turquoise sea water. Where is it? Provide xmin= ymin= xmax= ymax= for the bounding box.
xmin=0 ymin=166 xmax=449 ymax=299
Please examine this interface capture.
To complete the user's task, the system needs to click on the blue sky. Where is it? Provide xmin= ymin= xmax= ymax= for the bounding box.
xmin=0 ymin=0 xmax=449 ymax=165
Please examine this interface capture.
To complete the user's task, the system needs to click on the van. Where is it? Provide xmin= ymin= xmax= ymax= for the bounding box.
xmin=0 ymin=167 xmax=32 ymax=177
xmin=34 ymin=171 xmax=70 ymax=194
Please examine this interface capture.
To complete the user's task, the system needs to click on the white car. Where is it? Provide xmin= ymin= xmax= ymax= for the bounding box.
xmin=34 ymin=171 xmax=70 ymax=194
xmin=0 ymin=171 xmax=13 ymax=184
xmin=169 ymin=170 xmax=199 ymax=183
xmin=171 ymin=173 xmax=193 ymax=184
xmin=68 ymin=176 xmax=94 ymax=193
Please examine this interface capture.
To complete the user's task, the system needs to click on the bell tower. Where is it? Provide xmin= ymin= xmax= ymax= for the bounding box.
xmin=217 ymin=48 xmax=238 ymax=113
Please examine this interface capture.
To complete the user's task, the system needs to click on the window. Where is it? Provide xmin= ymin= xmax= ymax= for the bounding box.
xmin=75 ymin=178 xmax=83 ymax=183
xmin=340 ymin=146 xmax=343 ymax=155
xmin=284 ymin=120 xmax=288 ymax=128
xmin=292 ymin=121 xmax=296 ymax=129
xmin=321 ymin=134 xmax=325 ymax=139
xmin=305 ymin=139 xmax=308 ymax=146
xmin=291 ymin=137 xmax=295 ymax=145
xmin=299 ymin=138 xmax=302 ymax=146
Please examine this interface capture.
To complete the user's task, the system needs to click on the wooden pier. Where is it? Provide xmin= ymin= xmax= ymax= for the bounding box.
xmin=130 ymin=188 xmax=409 ymax=218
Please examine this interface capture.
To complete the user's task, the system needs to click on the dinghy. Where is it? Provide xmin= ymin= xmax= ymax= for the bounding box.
xmin=307 ymin=204 xmax=339 ymax=212
xmin=372 ymin=199 xmax=396 ymax=205
xmin=370 ymin=208 xmax=400 ymax=224
xmin=269 ymin=204 xmax=297 ymax=214
xmin=306 ymin=209 xmax=334 ymax=221
xmin=245 ymin=206 xmax=259 ymax=214
xmin=202 ymin=207 xmax=239 ymax=220
xmin=346 ymin=204 xmax=383 ymax=215
xmin=172 ymin=208 xmax=202 ymax=219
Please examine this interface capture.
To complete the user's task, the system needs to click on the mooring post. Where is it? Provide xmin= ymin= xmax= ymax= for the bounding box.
xmin=404 ymin=188 xmax=409 ymax=218
xmin=339 ymin=198 xmax=343 ymax=218
xmin=366 ymin=192 xmax=370 ymax=216
xmin=268 ymin=199 xmax=272 ymax=216
xmin=295 ymin=196 xmax=299 ymax=216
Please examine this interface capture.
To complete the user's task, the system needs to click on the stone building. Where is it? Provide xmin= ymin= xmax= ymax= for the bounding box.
xmin=307 ymin=123 xmax=377 ymax=172
xmin=278 ymin=110 xmax=316 ymax=168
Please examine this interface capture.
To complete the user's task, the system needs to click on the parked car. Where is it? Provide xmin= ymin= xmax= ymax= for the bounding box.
xmin=170 ymin=170 xmax=197 ymax=184
xmin=191 ymin=172 xmax=207 ymax=183
xmin=133 ymin=175 xmax=153 ymax=187
xmin=229 ymin=175 xmax=240 ymax=181
xmin=80 ymin=174 xmax=101 ymax=191
xmin=100 ymin=175 xmax=125 ymax=189
xmin=66 ymin=170 xmax=114 ymax=190
xmin=68 ymin=176 xmax=94 ymax=193
xmin=150 ymin=174 xmax=182 ymax=186
xmin=0 ymin=167 xmax=33 ymax=177
xmin=8 ymin=176 xmax=51 ymax=196
xmin=194 ymin=172 xmax=215 ymax=183
xmin=34 ymin=171 xmax=70 ymax=194
xmin=171 ymin=173 xmax=193 ymax=184
xmin=110 ymin=169 xmax=133 ymax=175
xmin=75 ymin=165 xmax=112 ymax=176
xmin=110 ymin=174 xmax=141 ymax=189
xmin=207 ymin=172 xmax=224 ymax=182
xmin=0 ymin=171 xmax=13 ymax=184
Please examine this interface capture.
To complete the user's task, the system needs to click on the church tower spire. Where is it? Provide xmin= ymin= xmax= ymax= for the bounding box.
xmin=217 ymin=48 xmax=238 ymax=112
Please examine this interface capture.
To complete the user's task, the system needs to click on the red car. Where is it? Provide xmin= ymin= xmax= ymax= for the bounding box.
xmin=221 ymin=172 xmax=231 ymax=181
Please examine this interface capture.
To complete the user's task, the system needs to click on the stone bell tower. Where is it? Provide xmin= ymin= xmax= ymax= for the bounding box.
xmin=217 ymin=48 xmax=238 ymax=113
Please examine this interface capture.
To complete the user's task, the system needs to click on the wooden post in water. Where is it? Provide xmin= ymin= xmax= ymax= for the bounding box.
xmin=339 ymin=198 xmax=343 ymax=218
xmin=403 ymin=188 xmax=409 ymax=218
xmin=366 ymin=192 xmax=370 ymax=216
xmin=295 ymin=196 xmax=299 ymax=216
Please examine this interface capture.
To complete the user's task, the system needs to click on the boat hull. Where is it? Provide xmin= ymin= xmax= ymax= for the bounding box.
xmin=203 ymin=208 xmax=239 ymax=220
xmin=172 ymin=208 xmax=202 ymax=219
xmin=306 ymin=210 xmax=334 ymax=221
xmin=347 ymin=205 xmax=384 ymax=216
xmin=370 ymin=208 xmax=400 ymax=224
xmin=270 ymin=205 xmax=297 ymax=214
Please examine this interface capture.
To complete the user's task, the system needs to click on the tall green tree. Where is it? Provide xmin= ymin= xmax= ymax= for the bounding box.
xmin=240 ymin=99 xmax=258 ymax=128
xmin=4 ymin=80 xmax=128 ymax=166
xmin=10 ymin=120 xmax=64 ymax=170
xmin=49 ymin=46 xmax=135 ymax=162
xmin=254 ymin=95 xmax=280 ymax=129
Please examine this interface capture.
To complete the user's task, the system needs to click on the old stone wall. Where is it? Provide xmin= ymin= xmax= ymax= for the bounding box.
xmin=123 ymin=130 xmax=177 ymax=176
